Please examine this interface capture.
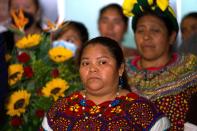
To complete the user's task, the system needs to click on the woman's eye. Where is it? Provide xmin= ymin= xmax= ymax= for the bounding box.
xmin=151 ymin=28 xmax=160 ymax=33
xmin=136 ymin=28 xmax=144 ymax=33
xmin=99 ymin=60 xmax=107 ymax=65
xmin=81 ymin=61 xmax=89 ymax=66
xmin=67 ymin=39 xmax=74 ymax=43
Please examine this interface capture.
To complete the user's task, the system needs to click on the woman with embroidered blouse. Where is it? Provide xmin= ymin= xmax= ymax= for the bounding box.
xmin=40 ymin=36 xmax=170 ymax=130
xmin=122 ymin=0 xmax=197 ymax=130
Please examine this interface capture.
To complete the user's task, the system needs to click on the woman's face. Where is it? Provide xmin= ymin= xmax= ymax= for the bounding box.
xmin=10 ymin=0 xmax=37 ymax=16
xmin=181 ymin=17 xmax=197 ymax=41
xmin=58 ymin=28 xmax=82 ymax=48
xmin=79 ymin=44 xmax=123 ymax=96
xmin=98 ymin=8 xmax=127 ymax=43
xmin=134 ymin=15 xmax=173 ymax=61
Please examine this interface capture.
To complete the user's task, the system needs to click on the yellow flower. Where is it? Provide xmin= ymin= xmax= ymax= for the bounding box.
xmin=16 ymin=34 xmax=42 ymax=49
xmin=122 ymin=0 xmax=169 ymax=17
xmin=42 ymin=78 xmax=69 ymax=101
xmin=8 ymin=64 xmax=24 ymax=86
xmin=69 ymin=104 xmax=80 ymax=112
xmin=156 ymin=0 xmax=169 ymax=11
xmin=48 ymin=47 xmax=73 ymax=63
xmin=122 ymin=0 xmax=137 ymax=17
xmin=90 ymin=106 xmax=101 ymax=114
xmin=111 ymin=106 xmax=122 ymax=114
xmin=10 ymin=8 xmax=28 ymax=31
xmin=6 ymin=90 xmax=31 ymax=117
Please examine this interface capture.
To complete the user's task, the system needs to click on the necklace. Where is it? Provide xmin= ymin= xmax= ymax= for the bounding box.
xmin=80 ymin=90 xmax=120 ymax=119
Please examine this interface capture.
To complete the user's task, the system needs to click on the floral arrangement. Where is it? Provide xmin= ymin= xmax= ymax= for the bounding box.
xmin=2 ymin=9 xmax=82 ymax=130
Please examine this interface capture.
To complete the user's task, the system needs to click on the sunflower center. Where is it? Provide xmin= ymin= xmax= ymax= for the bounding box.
xmin=51 ymin=88 xmax=61 ymax=95
xmin=54 ymin=55 xmax=63 ymax=59
xmin=14 ymin=99 xmax=25 ymax=109
xmin=9 ymin=72 xmax=20 ymax=79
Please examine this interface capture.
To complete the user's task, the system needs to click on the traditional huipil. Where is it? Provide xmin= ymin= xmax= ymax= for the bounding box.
xmin=40 ymin=92 xmax=169 ymax=130
xmin=126 ymin=53 xmax=197 ymax=130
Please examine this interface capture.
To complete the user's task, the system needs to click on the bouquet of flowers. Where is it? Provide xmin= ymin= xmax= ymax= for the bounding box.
xmin=2 ymin=9 xmax=82 ymax=130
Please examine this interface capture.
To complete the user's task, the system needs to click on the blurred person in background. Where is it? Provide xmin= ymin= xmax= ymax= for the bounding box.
xmin=178 ymin=12 xmax=197 ymax=55
xmin=0 ymin=0 xmax=9 ymax=33
xmin=98 ymin=3 xmax=138 ymax=58
xmin=1 ymin=0 xmax=43 ymax=55
xmin=51 ymin=20 xmax=89 ymax=56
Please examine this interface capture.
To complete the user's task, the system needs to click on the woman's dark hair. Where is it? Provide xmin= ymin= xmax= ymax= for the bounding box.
xmin=56 ymin=21 xmax=89 ymax=44
xmin=132 ymin=10 xmax=178 ymax=36
xmin=98 ymin=3 xmax=128 ymax=26
xmin=181 ymin=12 xmax=197 ymax=32
xmin=181 ymin=12 xmax=197 ymax=21
xmin=77 ymin=36 xmax=130 ymax=91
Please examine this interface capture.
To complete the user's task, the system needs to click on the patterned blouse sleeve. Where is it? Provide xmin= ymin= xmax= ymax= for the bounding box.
xmin=126 ymin=94 xmax=170 ymax=130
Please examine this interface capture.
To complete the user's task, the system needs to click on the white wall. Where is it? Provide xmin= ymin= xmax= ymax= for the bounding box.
xmin=56 ymin=0 xmax=197 ymax=48
xmin=63 ymin=0 xmax=136 ymax=48
xmin=39 ymin=0 xmax=58 ymax=22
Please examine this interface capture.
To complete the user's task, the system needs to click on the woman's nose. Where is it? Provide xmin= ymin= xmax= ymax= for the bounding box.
xmin=143 ymin=31 xmax=151 ymax=40
xmin=89 ymin=64 xmax=98 ymax=72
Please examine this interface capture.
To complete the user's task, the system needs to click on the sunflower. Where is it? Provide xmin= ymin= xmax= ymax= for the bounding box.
xmin=48 ymin=47 xmax=73 ymax=63
xmin=42 ymin=78 xmax=69 ymax=101
xmin=8 ymin=64 xmax=24 ymax=86
xmin=16 ymin=34 xmax=42 ymax=49
xmin=6 ymin=90 xmax=31 ymax=117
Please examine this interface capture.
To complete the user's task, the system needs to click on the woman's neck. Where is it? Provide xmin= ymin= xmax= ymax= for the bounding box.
xmin=83 ymin=89 xmax=120 ymax=105
xmin=139 ymin=54 xmax=171 ymax=69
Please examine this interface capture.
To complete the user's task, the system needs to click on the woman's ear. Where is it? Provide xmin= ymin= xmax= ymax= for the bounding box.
xmin=169 ymin=31 xmax=177 ymax=45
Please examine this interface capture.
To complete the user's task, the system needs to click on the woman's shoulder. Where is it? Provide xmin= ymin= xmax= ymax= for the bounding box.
xmin=124 ymin=92 xmax=157 ymax=107
xmin=123 ymin=92 xmax=167 ymax=130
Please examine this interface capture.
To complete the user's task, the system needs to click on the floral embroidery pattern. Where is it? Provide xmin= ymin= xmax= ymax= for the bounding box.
xmin=45 ymin=92 xmax=163 ymax=130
